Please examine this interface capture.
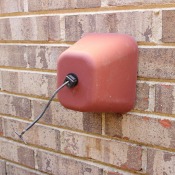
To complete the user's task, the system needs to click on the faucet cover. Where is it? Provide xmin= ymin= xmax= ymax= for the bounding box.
xmin=57 ymin=33 xmax=138 ymax=113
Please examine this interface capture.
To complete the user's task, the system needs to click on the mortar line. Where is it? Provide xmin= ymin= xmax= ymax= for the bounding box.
xmin=0 ymin=137 xmax=144 ymax=175
xmin=1 ymin=113 xmax=175 ymax=153
xmin=0 ymin=4 xmax=175 ymax=18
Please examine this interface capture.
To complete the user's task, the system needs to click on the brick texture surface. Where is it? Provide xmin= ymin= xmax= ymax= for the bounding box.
xmin=135 ymin=82 xmax=150 ymax=111
xmin=0 ymin=45 xmax=67 ymax=70
xmin=107 ymin=0 xmax=175 ymax=6
xmin=139 ymin=48 xmax=175 ymax=79
xmin=0 ymin=117 xmax=3 ymax=136
xmin=0 ymin=16 xmax=60 ymax=41
xmin=147 ymin=149 xmax=175 ymax=175
xmin=105 ymin=113 xmax=175 ymax=150
xmin=155 ymin=84 xmax=174 ymax=114
xmin=0 ymin=93 xmax=31 ymax=118
xmin=1 ymin=0 xmax=175 ymax=175
xmin=64 ymin=11 xmax=161 ymax=42
xmin=3 ymin=117 xmax=60 ymax=150
xmin=0 ymin=138 xmax=35 ymax=168
xmin=0 ymin=160 xmax=6 ymax=175
xmin=0 ymin=70 xmax=56 ymax=97
xmin=31 ymin=99 xmax=102 ymax=134
xmin=0 ymin=0 xmax=24 ymax=14
xmin=28 ymin=0 xmax=101 ymax=11
xmin=36 ymin=150 xmax=103 ymax=175
xmin=6 ymin=162 xmax=47 ymax=175
xmin=162 ymin=10 xmax=175 ymax=43
xmin=61 ymin=131 xmax=142 ymax=171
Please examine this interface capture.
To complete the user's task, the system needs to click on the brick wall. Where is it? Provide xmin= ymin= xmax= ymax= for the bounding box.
xmin=0 ymin=0 xmax=175 ymax=175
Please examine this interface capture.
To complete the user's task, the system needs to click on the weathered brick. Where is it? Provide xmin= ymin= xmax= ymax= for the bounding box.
xmin=105 ymin=113 xmax=123 ymax=138
xmin=61 ymin=131 xmax=142 ymax=171
xmin=0 ymin=93 xmax=31 ymax=118
xmin=10 ymin=17 xmax=48 ymax=40
xmin=28 ymin=0 xmax=100 ymax=11
xmin=0 ymin=117 xmax=3 ymax=136
xmin=155 ymin=84 xmax=174 ymax=114
xmin=3 ymin=117 xmax=60 ymax=150
xmin=107 ymin=0 xmax=175 ymax=6
xmin=118 ymin=114 xmax=175 ymax=149
xmin=0 ymin=0 xmax=24 ymax=14
xmin=105 ymin=171 xmax=131 ymax=175
xmin=147 ymin=149 xmax=175 ymax=175
xmin=65 ymin=14 xmax=96 ymax=41
xmin=48 ymin=16 xmax=60 ymax=41
xmin=163 ymin=10 xmax=175 ymax=42
xmin=65 ymin=11 xmax=161 ymax=42
xmin=0 ymin=160 xmax=6 ymax=175
xmin=31 ymin=99 xmax=84 ymax=129
xmin=0 ymin=138 xmax=35 ymax=168
xmin=139 ymin=48 xmax=175 ymax=79
xmin=1 ymin=70 xmax=56 ymax=97
xmin=0 ymin=19 xmax=12 ymax=40
xmin=135 ymin=83 xmax=150 ymax=111
xmin=6 ymin=162 xmax=47 ymax=175
xmin=83 ymin=113 xmax=102 ymax=134
xmin=0 ymin=45 xmax=67 ymax=70
xmin=36 ymin=150 xmax=103 ymax=175
xmin=76 ymin=0 xmax=101 ymax=8
xmin=31 ymin=99 xmax=102 ymax=134
xmin=0 ymin=16 xmax=60 ymax=41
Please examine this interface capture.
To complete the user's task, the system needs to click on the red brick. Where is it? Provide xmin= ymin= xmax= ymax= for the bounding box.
xmin=0 ymin=93 xmax=31 ymax=118
xmin=36 ymin=150 xmax=103 ymax=175
xmin=0 ymin=117 xmax=3 ymax=136
xmin=0 ymin=138 xmax=35 ymax=168
xmin=135 ymin=83 xmax=150 ymax=111
xmin=0 ymin=160 xmax=6 ymax=175
xmin=163 ymin=10 xmax=175 ymax=42
xmin=28 ymin=0 xmax=100 ymax=11
xmin=61 ymin=131 xmax=142 ymax=171
xmin=0 ymin=16 xmax=60 ymax=41
xmin=0 ymin=19 xmax=12 ymax=40
xmin=106 ymin=172 xmax=132 ymax=175
xmin=0 ymin=45 xmax=67 ymax=70
xmin=31 ymin=99 xmax=84 ymax=129
xmin=106 ymin=172 xmax=126 ymax=175
xmin=76 ymin=0 xmax=101 ymax=8
xmin=0 ymin=0 xmax=24 ymax=14
xmin=3 ymin=117 xmax=60 ymax=150
xmin=1 ymin=70 xmax=56 ymax=97
xmin=6 ymin=162 xmax=47 ymax=175
xmin=65 ymin=14 xmax=96 ymax=41
xmin=105 ymin=113 xmax=123 ymax=138
xmin=139 ymin=48 xmax=175 ymax=79
xmin=107 ymin=0 xmax=175 ymax=6
xmin=115 ymin=114 xmax=175 ymax=149
xmin=147 ymin=149 xmax=175 ymax=175
xmin=83 ymin=113 xmax=102 ymax=134
xmin=64 ymin=11 xmax=161 ymax=42
xmin=155 ymin=84 xmax=174 ymax=114
xmin=31 ymin=99 xmax=102 ymax=134
xmin=48 ymin=16 xmax=60 ymax=41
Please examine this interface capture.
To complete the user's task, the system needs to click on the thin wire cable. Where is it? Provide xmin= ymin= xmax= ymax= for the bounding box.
xmin=15 ymin=81 xmax=69 ymax=144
